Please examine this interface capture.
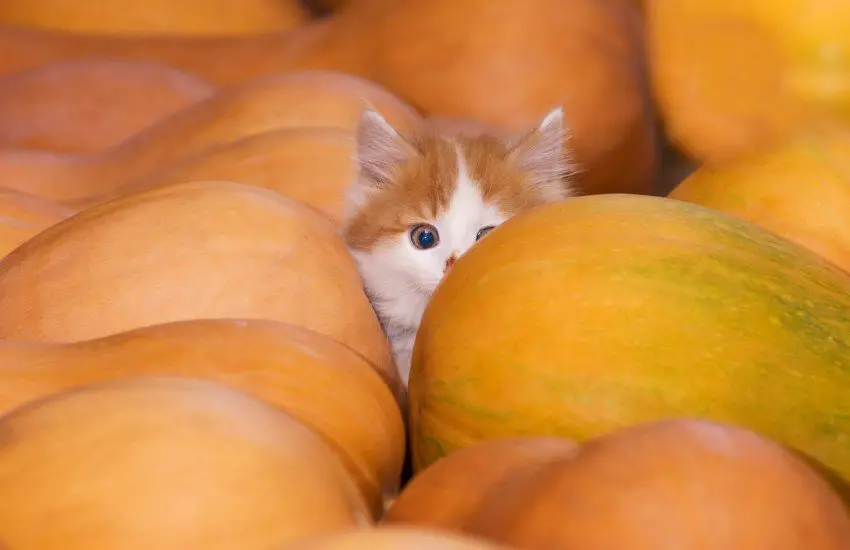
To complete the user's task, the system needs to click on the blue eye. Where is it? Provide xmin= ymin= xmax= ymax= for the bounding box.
xmin=476 ymin=225 xmax=496 ymax=240
xmin=410 ymin=224 xmax=440 ymax=250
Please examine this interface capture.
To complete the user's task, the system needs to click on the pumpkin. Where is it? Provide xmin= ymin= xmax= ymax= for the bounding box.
xmin=433 ymin=419 xmax=850 ymax=550
xmin=0 ymin=376 xmax=371 ymax=550
xmin=0 ymin=180 xmax=396 ymax=385
xmin=383 ymin=437 xmax=577 ymax=529
xmin=0 ymin=318 xmax=404 ymax=516
xmin=288 ymin=528 xmax=511 ymax=550
xmin=668 ymin=129 xmax=850 ymax=273
xmin=0 ymin=70 xmax=418 ymax=204
xmin=646 ymin=0 xmax=850 ymax=164
xmin=0 ymin=59 xmax=216 ymax=153
xmin=409 ymin=194 xmax=850 ymax=484
xmin=0 ymin=0 xmax=656 ymax=196
xmin=0 ymin=0 xmax=309 ymax=36
xmin=69 ymin=127 xmax=357 ymax=226
xmin=428 ymin=116 xmax=516 ymax=141
xmin=0 ymin=188 xmax=75 ymax=257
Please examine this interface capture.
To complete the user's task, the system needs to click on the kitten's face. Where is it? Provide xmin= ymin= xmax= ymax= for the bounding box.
xmin=344 ymin=107 xmax=574 ymax=306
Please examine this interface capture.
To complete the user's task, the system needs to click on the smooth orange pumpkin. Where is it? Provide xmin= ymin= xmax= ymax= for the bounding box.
xmin=465 ymin=419 xmax=850 ymax=550
xmin=0 ymin=0 xmax=657 ymax=195
xmin=289 ymin=528 xmax=512 ymax=550
xmin=69 ymin=127 xmax=357 ymax=225
xmin=383 ymin=437 xmax=577 ymax=529
xmin=0 ymin=376 xmax=372 ymax=550
xmin=0 ymin=180 xmax=396 ymax=385
xmin=428 ymin=116 xmax=516 ymax=141
xmin=0 ymin=0 xmax=310 ymax=36
xmin=0 ymin=318 xmax=405 ymax=516
xmin=0 ymin=70 xmax=419 ymax=203
xmin=0 ymin=188 xmax=75 ymax=257
xmin=647 ymin=0 xmax=850 ymax=164
xmin=0 ymin=59 xmax=216 ymax=153
xmin=669 ymin=129 xmax=850 ymax=273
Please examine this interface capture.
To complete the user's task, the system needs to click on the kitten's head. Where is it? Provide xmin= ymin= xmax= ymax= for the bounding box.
xmin=343 ymin=106 xmax=575 ymax=302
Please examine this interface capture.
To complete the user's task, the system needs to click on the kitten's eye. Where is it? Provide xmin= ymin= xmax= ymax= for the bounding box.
xmin=476 ymin=225 xmax=496 ymax=240
xmin=410 ymin=224 xmax=440 ymax=250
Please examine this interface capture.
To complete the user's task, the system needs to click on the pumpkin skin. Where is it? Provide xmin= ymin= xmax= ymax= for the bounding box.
xmin=71 ymin=128 xmax=357 ymax=226
xmin=0 ymin=318 xmax=405 ymax=516
xmin=0 ymin=0 xmax=309 ymax=36
xmin=471 ymin=420 xmax=850 ymax=550
xmin=647 ymin=0 xmax=850 ymax=164
xmin=0 ymin=188 xmax=75 ymax=257
xmin=668 ymin=130 xmax=850 ymax=274
xmin=0 ymin=0 xmax=656 ymax=196
xmin=409 ymin=194 xmax=850 ymax=484
xmin=289 ymin=528 xmax=511 ymax=550
xmin=383 ymin=437 xmax=577 ymax=529
xmin=0 ymin=376 xmax=371 ymax=550
xmin=0 ymin=70 xmax=419 ymax=203
xmin=0 ymin=180 xmax=397 ymax=390
xmin=328 ymin=0 xmax=656 ymax=195
xmin=0 ymin=59 xmax=216 ymax=153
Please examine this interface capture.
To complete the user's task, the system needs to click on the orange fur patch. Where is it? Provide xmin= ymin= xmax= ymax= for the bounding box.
xmin=345 ymin=124 xmax=559 ymax=251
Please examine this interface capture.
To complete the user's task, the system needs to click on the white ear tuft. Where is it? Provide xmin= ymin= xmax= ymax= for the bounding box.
xmin=347 ymin=106 xmax=418 ymax=216
xmin=508 ymin=105 xmax=578 ymax=201
xmin=538 ymin=105 xmax=565 ymax=134
xmin=354 ymin=107 xmax=415 ymax=190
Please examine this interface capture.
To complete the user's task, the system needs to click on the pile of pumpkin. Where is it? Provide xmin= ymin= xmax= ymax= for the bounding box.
xmin=0 ymin=0 xmax=850 ymax=548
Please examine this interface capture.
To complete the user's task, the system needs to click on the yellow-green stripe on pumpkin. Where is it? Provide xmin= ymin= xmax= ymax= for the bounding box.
xmin=409 ymin=194 xmax=850 ymax=490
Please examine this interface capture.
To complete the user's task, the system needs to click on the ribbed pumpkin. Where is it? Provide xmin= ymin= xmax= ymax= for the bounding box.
xmin=439 ymin=420 xmax=850 ymax=550
xmin=409 ymin=194 xmax=850 ymax=486
xmin=669 ymin=129 xmax=850 ymax=273
xmin=288 ymin=528 xmax=512 ymax=550
xmin=0 ymin=70 xmax=419 ymax=203
xmin=0 ymin=0 xmax=309 ymax=36
xmin=0 ymin=0 xmax=655 ymax=196
xmin=71 ymin=128 xmax=357 ymax=226
xmin=0 ymin=319 xmax=404 ymax=516
xmin=0 ymin=188 xmax=75 ymax=257
xmin=0 ymin=59 xmax=216 ymax=153
xmin=0 ymin=376 xmax=371 ymax=550
xmin=383 ymin=437 xmax=577 ymax=529
xmin=0 ymin=180 xmax=397 ymax=389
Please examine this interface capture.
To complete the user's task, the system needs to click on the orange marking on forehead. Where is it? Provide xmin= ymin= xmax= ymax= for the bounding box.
xmin=344 ymin=123 xmax=564 ymax=251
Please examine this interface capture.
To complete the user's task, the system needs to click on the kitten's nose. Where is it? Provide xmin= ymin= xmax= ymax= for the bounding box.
xmin=444 ymin=254 xmax=457 ymax=273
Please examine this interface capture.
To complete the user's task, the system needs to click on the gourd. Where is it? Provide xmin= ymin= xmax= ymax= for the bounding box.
xmin=646 ymin=0 xmax=850 ymax=164
xmin=409 ymin=194 xmax=850 ymax=485
xmin=0 ymin=59 xmax=216 ymax=153
xmin=393 ymin=419 xmax=850 ymax=550
xmin=383 ymin=437 xmax=577 ymax=529
xmin=0 ymin=376 xmax=371 ymax=550
xmin=0 ymin=70 xmax=418 ymax=203
xmin=0 ymin=0 xmax=656 ymax=195
xmin=0 ymin=318 xmax=405 ymax=516
xmin=0 ymin=188 xmax=75 ymax=257
xmin=669 ymin=129 xmax=850 ymax=273
xmin=69 ymin=127 xmax=358 ymax=226
xmin=287 ymin=528 xmax=513 ymax=549
xmin=0 ymin=180 xmax=396 ymax=386
xmin=0 ymin=0 xmax=310 ymax=36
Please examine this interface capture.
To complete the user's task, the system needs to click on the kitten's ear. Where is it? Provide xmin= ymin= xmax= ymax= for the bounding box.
xmin=354 ymin=107 xmax=416 ymax=190
xmin=508 ymin=106 xmax=576 ymax=200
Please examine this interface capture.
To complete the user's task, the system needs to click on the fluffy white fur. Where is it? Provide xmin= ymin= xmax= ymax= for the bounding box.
xmin=352 ymin=149 xmax=507 ymax=383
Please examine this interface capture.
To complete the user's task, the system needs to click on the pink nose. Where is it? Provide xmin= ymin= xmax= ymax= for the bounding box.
xmin=444 ymin=255 xmax=457 ymax=272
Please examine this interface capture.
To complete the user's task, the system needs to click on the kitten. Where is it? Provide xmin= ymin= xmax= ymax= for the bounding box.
xmin=343 ymin=107 xmax=576 ymax=384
